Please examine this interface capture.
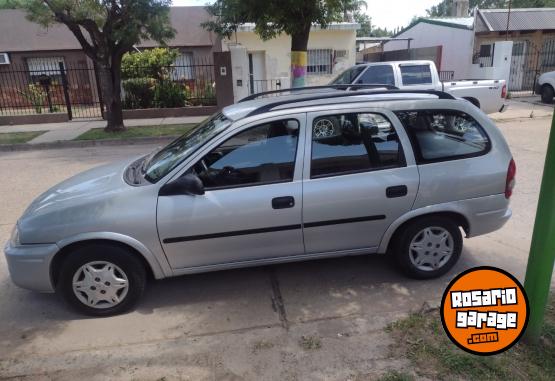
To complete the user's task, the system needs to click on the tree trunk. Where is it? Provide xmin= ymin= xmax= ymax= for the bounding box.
xmin=290 ymin=24 xmax=311 ymax=88
xmin=97 ymin=58 xmax=125 ymax=132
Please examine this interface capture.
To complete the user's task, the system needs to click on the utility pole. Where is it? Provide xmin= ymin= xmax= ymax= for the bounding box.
xmin=505 ymin=0 xmax=512 ymax=41
xmin=524 ymin=110 xmax=555 ymax=342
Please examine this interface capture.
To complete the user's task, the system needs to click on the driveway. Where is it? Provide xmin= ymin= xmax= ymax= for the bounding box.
xmin=0 ymin=113 xmax=554 ymax=380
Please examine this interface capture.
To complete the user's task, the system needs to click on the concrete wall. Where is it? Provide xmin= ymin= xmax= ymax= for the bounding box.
xmin=222 ymin=28 xmax=357 ymax=87
xmin=384 ymin=22 xmax=474 ymax=79
xmin=469 ymin=41 xmax=513 ymax=81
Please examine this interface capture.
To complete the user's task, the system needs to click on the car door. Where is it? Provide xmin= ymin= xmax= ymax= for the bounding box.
xmin=157 ymin=114 xmax=306 ymax=269
xmin=302 ymin=109 xmax=419 ymax=254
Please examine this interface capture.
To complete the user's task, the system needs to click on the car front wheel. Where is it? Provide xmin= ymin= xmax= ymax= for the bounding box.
xmin=541 ymin=84 xmax=554 ymax=104
xmin=393 ymin=216 xmax=462 ymax=279
xmin=56 ymin=244 xmax=146 ymax=316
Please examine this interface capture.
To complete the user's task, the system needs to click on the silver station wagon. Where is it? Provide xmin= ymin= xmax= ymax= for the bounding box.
xmin=4 ymin=88 xmax=515 ymax=316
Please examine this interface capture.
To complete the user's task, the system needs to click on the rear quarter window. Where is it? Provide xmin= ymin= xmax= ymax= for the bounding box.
xmin=394 ymin=110 xmax=490 ymax=163
xmin=400 ymin=65 xmax=433 ymax=85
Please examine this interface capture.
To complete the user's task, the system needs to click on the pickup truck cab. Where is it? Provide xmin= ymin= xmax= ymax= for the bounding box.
xmin=535 ymin=71 xmax=555 ymax=104
xmin=331 ymin=60 xmax=507 ymax=114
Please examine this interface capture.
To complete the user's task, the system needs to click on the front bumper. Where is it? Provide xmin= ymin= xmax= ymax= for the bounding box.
xmin=4 ymin=241 xmax=59 ymax=292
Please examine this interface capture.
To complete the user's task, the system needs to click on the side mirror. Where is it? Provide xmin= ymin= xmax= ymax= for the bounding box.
xmin=159 ymin=173 xmax=205 ymax=196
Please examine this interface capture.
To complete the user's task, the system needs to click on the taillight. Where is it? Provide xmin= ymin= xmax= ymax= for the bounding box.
xmin=505 ymin=158 xmax=516 ymax=199
xmin=501 ymin=84 xmax=507 ymax=98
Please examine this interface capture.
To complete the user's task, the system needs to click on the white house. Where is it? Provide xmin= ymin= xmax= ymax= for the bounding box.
xmin=221 ymin=22 xmax=359 ymax=98
xmin=383 ymin=17 xmax=475 ymax=79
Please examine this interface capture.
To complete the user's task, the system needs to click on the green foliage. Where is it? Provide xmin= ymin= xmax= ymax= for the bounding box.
xmin=122 ymin=78 xmax=156 ymax=109
xmin=153 ymin=80 xmax=185 ymax=108
xmin=203 ymin=0 xmax=357 ymax=43
xmin=184 ymin=82 xmax=217 ymax=106
xmin=0 ymin=0 xmax=22 ymax=9
xmin=17 ymin=84 xmax=46 ymax=114
xmin=122 ymin=48 xmax=179 ymax=80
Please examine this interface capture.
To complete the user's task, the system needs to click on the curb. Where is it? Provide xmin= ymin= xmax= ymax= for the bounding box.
xmin=0 ymin=136 xmax=176 ymax=152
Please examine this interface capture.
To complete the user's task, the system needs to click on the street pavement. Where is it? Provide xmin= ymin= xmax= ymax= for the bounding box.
xmin=0 ymin=108 xmax=554 ymax=380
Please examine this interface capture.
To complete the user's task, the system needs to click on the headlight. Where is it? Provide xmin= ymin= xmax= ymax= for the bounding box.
xmin=10 ymin=225 xmax=20 ymax=246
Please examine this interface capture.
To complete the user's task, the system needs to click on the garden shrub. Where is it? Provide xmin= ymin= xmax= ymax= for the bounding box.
xmin=122 ymin=78 xmax=155 ymax=109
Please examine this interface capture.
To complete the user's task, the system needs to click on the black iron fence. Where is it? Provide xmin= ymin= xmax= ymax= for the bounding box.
xmin=509 ymin=39 xmax=555 ymax=96
xmin=0 ymin=61 xmax=103 ymax=119
xmin=249 ymin=78 xmax=283 ymax=95
xmin=0 ymin=56 xmax=216 ymax=120
xmin=439 ymin=71 xmax=455 ymax=81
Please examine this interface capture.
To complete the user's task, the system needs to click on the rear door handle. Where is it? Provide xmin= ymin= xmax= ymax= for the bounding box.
xmin=386 ymin=185 xmax=408 ymax=198
xmin=272 ymin=196 xmax=295 ymax=209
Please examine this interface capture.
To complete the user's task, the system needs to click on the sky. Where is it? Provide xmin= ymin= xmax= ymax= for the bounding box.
xmin=171 ymin=0 xmax=443 ymax=31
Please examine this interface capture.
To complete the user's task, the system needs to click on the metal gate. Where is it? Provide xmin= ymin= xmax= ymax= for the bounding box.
xmin=509 ymin=39 xmax=555 ymax=96
xmin=0 ymin=60 xmax=103 ymax=120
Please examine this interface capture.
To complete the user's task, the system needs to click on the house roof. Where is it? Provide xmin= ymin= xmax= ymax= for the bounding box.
xmin=475 ymin=8 xmax=555 ymax=32
xmin=390 ymin=17 xmax=473 ymax=39
xmin=0 ymin=6 xmax=215 ymax=53
xmin=236 ymin=22 xmax=360 ymax=33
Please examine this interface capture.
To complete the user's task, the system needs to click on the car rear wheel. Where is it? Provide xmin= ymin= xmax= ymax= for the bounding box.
xmin=541 ymin=85 xmax=554 ymax=104
xmin=393 ymin=216 xmax=462 ymax=279
xmin=56 ymin=244 xmax=146 ymax=316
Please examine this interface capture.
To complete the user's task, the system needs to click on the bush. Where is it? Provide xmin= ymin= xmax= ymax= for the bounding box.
xmin=154 ymin=80 xmax=186 ymax=108
xmin=17 ymin=84 xmax=46 ymax=114
xmin=184 ymin=81 xmax=217 ymax=106
xmin=122 ymin=48 xmax=179 ymax=80
xmin=122 ymin=78 xmax=155 ymax=109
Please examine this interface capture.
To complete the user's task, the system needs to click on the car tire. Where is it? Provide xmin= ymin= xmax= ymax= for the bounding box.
xmin=56 ymin=243 xmax=146 ymax=316
xmin=392 ymin=216 xmax=462 ymax=279
xmin=313 ymin=116 xmax=340 ymax=139
xmin=541 ymin=85 xmax=554 ymax=104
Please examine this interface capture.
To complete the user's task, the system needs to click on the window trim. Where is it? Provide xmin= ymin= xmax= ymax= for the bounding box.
xmin=394 ymin=109 xmax=492 ymax=165
xmin=399 ymin=64 xmax=433 ymax=86
xmin=195 ymin=118 xmax=301 ymax=191
xmin=308 ymin=112 xmax=407 ymax=180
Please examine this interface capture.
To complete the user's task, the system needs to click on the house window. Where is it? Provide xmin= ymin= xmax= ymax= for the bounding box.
xmin=479 ymin=44 xmax=492 ymax=57
xmin=171 ymin=53 xmax=194 ymax=80
xmin=307 ymin=49 xmax=332 ymax=75
xmin=26 ymin=57 xmax=65 ymax=83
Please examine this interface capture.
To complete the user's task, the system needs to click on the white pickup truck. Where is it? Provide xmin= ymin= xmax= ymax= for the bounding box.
xmin=331 ymin=60 xmax=507 ymax=114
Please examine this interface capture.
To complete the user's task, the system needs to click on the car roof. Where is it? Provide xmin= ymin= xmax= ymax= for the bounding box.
xmin=355 ymin=60 xmax=435 ymax=67
xmin=222 ymin=88 xmax=450 ymax=121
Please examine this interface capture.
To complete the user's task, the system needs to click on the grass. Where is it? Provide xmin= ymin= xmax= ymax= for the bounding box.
xmin=0 ymin=130 xmax=46 ymax=145
xmin=383 ymin=298 xmax=555 ymax=381
xmin=298 ymin=335 xmax=322 ymax=350
xmin=74 ymin=123 xmax=196 ymax=141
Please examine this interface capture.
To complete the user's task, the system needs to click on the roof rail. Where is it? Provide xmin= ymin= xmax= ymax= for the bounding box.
xmin=239 ymin=84 xmax=399 ymax=102
xmin=244 ymin=89 xmax=456 ymax=118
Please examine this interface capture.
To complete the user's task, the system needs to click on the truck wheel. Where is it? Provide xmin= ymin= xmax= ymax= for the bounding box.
xmin=56 ymin=243 xmax=146 ymax=316
xmin=463 ymin=97 xmax=480 ymax=109
xmin=393 ymin=216 xmax=462 ymax=279
xmin=541 ymin=85 xmax=554 ymax=104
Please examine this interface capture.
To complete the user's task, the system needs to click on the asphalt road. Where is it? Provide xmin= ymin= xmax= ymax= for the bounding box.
xmin=0 ymin=114 xmax=554 ymax=380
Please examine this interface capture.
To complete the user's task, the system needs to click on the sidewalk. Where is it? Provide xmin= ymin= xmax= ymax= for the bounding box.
xmin=0 ymin=116 xmax=208 ymax=144
xmin=490 ymin=97 xmax=553 ymax=122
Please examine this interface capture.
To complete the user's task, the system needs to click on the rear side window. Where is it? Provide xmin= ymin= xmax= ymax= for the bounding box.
xmin=310 ymin=113 xmax=404 ymax=178
xmin=395 ymin=110 xmax=490 ymax=163
xmin=400 ymin=65 xmax=433 ymax=85
xmin=359 ymin=65 xmax=395 ymax=85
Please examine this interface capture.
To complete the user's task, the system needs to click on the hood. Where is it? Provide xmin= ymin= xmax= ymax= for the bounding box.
xmin=22 ymin=158 xmax=135 ymax=221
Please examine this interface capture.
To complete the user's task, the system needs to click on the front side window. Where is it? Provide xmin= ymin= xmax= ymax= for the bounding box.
xmin=145 ymin=112 xmax=232 ymax=182
xmin=395 ymin=110 xmax=490 ymax=162
xmin=359 ymin=65 xmax=395 ymax=85
xmin=400 ymin=64 xmax=433 ymax=85
xmin=311 ymin=113 xmax=404 ymax=178
xmin=191 ymin=119 xmax=299 ymax=189
xmin=331 ymin=65 xmax=366 ymax=85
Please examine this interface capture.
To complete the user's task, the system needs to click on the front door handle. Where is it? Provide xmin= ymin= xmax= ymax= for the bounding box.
xmin=386 ymin=185 xmax=408 ymax=198
xmin=272 ymin=196 xmax=295 ymax=209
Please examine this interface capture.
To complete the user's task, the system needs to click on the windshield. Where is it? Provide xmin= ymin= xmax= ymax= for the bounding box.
xmin=144 ymin=112 xmax=232 ymax=183
xmin=330 ymin=65 xmax=366 ymax=85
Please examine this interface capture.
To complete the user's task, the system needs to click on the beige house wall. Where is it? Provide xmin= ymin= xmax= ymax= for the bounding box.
xmin=222 ymin=28 xmax=357 ymax=86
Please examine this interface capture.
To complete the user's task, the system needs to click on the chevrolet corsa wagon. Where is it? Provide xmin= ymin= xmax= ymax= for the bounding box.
xmin=4 ymin=88 xmax=515 ymax=316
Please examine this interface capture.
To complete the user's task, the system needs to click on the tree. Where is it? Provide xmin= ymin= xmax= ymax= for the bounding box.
xmin=21 ymin=0 xmax=175 ymax=131
xmin=203 ymin=0 xmax=359 ymax=88
xmin=353 ymin=11 xmax=371 ymax=37
xmin=0 ymin=0 xmax=21 ymax=8
xmin=340 ymin=0 xmax=367 ymax=22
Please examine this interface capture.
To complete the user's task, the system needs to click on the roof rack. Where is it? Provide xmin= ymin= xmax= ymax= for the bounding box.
xmin=244 ymin=89 xmax=456 ymax=118
xmin=239 ymin=84 xmax=399 ymax=102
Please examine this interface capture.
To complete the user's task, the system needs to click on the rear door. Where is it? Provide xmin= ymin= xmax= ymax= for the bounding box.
xmin=302 ymin=109 xmax=419 ymax=254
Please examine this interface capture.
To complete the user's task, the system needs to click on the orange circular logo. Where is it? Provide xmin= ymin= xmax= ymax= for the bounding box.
xmin=440 ymin=267 xmax=529 ymax=355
